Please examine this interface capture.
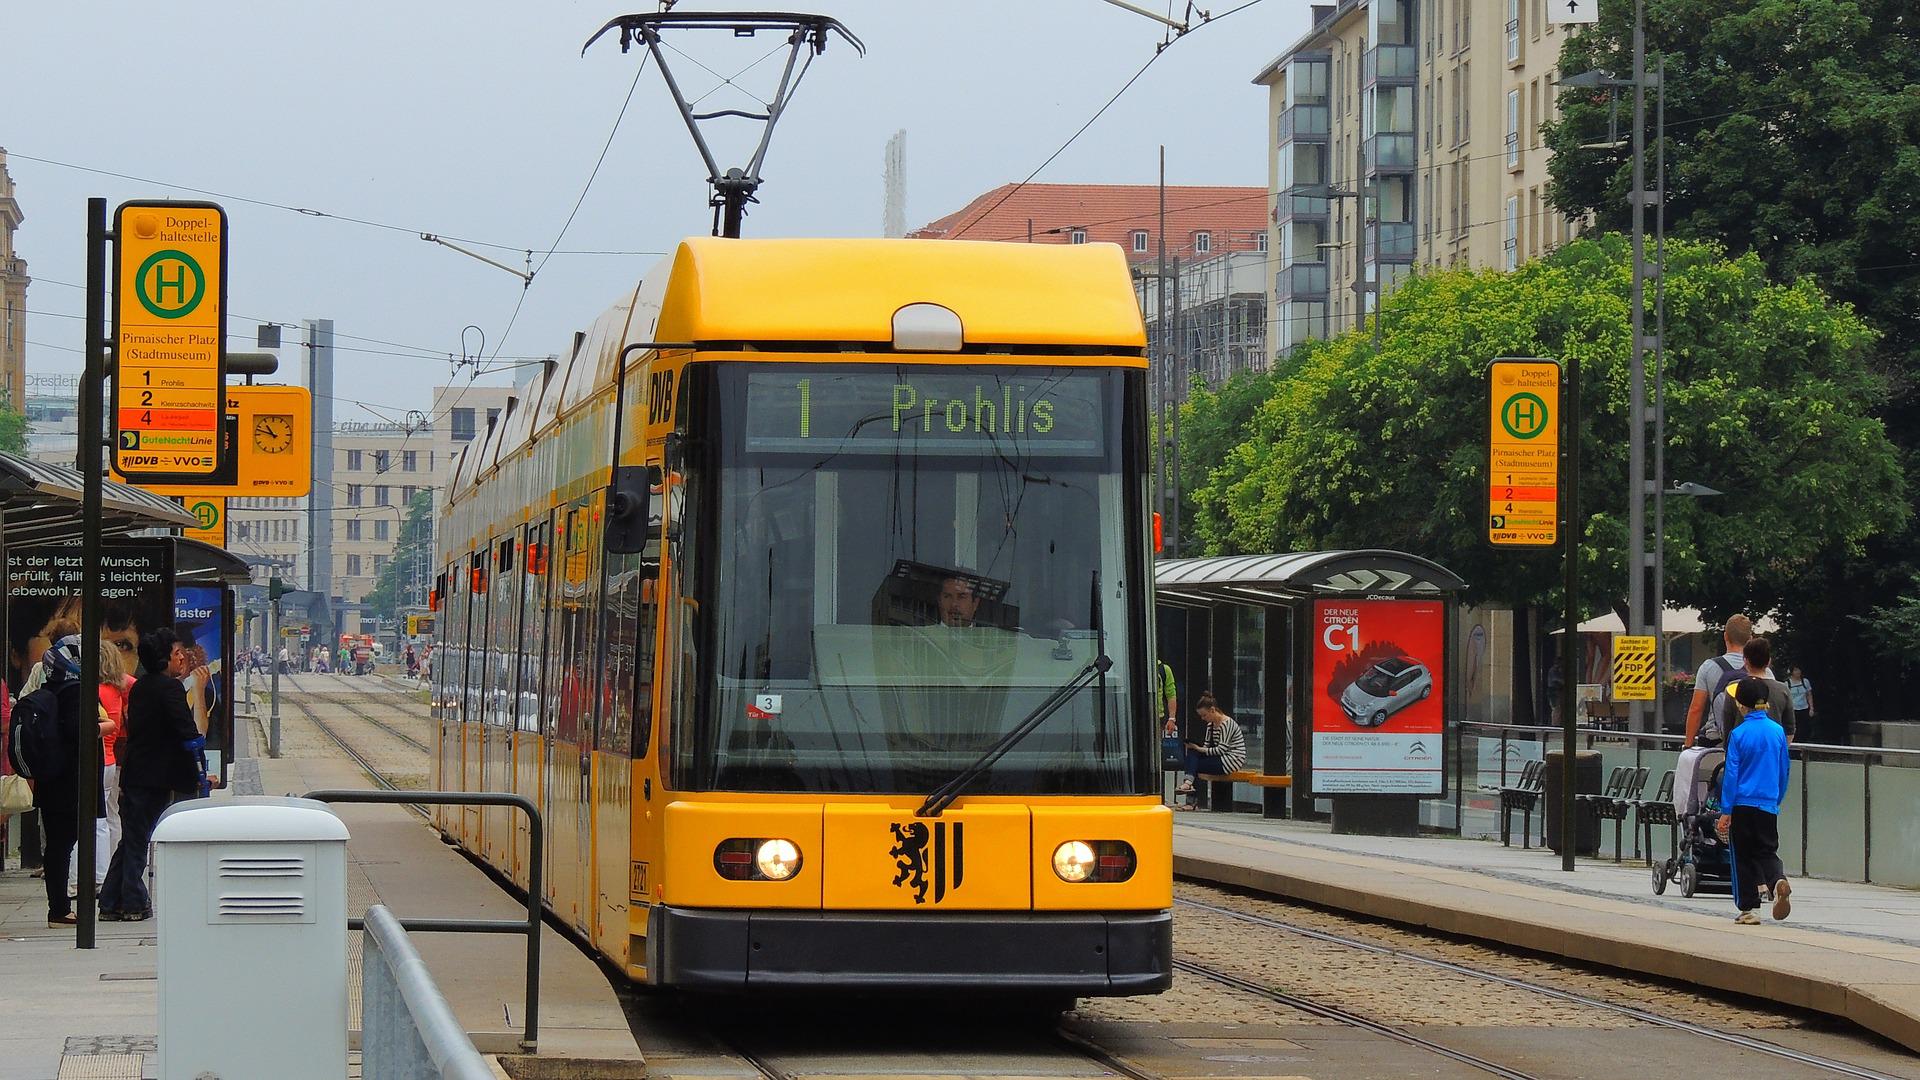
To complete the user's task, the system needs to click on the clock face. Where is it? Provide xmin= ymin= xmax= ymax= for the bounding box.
xmin=253 ymin=414 xmax=295 ymax=454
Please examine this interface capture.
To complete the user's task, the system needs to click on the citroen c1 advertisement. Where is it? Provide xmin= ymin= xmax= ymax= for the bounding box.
xmin=1312 ymin=599 xmax=1445 ymax=795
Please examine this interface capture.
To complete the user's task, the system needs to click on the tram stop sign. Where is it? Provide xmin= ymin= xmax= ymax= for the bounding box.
xmin=111 ymin=201 xmax=227 ymax=481
xmin=1487 ymin=359 xmax=1560 ymax=548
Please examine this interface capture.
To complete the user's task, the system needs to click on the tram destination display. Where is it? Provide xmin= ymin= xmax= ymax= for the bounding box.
xmin=743 ymin=368 xmax=1107 ymax=456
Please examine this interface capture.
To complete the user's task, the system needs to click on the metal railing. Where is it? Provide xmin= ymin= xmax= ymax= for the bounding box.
xmin=304 ymin=789 xmax=543 ymax=1050
xmin=1453 ymin=720 xmax=1920 ymax=884
xmin=362 ymin=904 xmax=497 ymax=1080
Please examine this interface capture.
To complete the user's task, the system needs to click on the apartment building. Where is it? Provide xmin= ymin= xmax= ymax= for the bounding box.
xmin=0 ymin=149 xmax=27 ymax=409
xmin=1255 ymin=0 xmax=1578 ymax=356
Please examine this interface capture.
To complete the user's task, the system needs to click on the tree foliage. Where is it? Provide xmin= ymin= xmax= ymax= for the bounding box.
xmin=1188 ymin=236 xmax=1903 ymax=625
xmin=1173 ymin=368 xmax=1277 ymax=553
xmin=1544 ymin=0 xmax=1920 ymax=412
xmin=0 ymin=405 xmax=25 ymax=455
xmin=362 ymin=490 xmax=435 ymax=623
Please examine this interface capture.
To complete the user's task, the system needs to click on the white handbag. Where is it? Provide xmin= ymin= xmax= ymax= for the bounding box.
xmin=0 ymin=774 xmax=31 ymax=816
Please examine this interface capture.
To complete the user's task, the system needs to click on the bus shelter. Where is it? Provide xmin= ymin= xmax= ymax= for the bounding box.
xmin=1155 ymin=550 xmax=1465 ymax=831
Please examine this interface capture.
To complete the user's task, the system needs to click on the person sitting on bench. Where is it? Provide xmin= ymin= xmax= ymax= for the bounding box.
xmin=1179 ymin=691 xmax=1247 ymax=810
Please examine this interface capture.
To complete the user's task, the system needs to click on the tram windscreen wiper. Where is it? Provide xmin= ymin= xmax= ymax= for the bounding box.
xmin=916 ymin=572 xmax=1111 ymax=818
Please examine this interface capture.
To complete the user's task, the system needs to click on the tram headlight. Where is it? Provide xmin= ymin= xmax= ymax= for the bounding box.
xmin=1051 ymin=840 xmax=1137 ymax=883
xmin=755 ymin=838 xmax=802 ymax=881
xmin=1052 ymin=840 xmax=1097 ymax=882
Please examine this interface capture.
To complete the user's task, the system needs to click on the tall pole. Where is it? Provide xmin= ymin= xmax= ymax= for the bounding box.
xmin=77 ymin=197 xmax=108 ymax=948
xmin=1169 ymin=257 xmax=1182 ymax=559
xmin=269 ymin=596 xmax=282 ymax=758
xmin=1561 ymin=350 xmax=1582 ymax=873
xmin=1652 ymin=56 xmax=1669 ymax=715
xmin=1626 ymin=0 xmax=1650 ymax=730
xmin=1158 ymin=146 xmax=1170 ymax=555
xmin=1354 ymin=129 xmax=1368 ymax=332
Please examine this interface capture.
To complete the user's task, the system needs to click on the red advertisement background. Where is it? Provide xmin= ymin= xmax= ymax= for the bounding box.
xmin=1313 ymin=599 xmax=1445 ymax=735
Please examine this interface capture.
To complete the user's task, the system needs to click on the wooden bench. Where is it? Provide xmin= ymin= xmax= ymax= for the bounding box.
xmin=1187 ymin=770 xmax=1291 ymax=812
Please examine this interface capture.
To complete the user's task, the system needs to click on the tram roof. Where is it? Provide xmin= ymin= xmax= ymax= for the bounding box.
xmin=655 ymin=238 xmax=1149 ymax=350
xmin=0 ymin=450 xmax=198 ymax=546
xmin=1154 ymin=550 xmax=1465 ymax=607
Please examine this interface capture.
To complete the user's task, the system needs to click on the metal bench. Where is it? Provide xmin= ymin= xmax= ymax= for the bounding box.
xmin=1589 ymin=766 xmax=1649 ymax=862
xmin=1499 ymin=759 xmax=1546 ymax=848
xmin=1631 ymin=770 xmax=1678 ymax=867
xmin=1191 ymin=770 xmax=1291 ymax=813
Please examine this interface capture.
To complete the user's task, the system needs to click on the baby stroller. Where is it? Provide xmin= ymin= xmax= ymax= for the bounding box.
xmin=1653 ymin=746 xmax=1733 ymax=897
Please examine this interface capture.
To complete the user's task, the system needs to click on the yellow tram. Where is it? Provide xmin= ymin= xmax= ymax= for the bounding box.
xmin=431 ymin=238 xmax=1170 ymax=994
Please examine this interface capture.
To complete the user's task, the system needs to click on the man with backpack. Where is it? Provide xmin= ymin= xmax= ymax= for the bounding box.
xmin=1684 ymin=614 xmax=1762 ymax=749
xmin=8 ymin=636 xmax=98 ymax=927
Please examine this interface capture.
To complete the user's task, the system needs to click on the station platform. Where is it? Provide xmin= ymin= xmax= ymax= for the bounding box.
xmin=0 ymin=728 xmax=642 ymax=1079
xmin=1175 ymin=814 xmax=1920 ymax=1054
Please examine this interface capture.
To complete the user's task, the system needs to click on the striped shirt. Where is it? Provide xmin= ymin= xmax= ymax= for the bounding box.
xmin=1203 ymin=715 xmax=1248 ymax=774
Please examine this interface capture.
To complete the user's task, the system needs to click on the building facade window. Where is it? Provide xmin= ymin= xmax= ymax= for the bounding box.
xmin=1255 ymin=231 xmax=1269 ymax=253
xmin=451 ymin=408 xmax=476 ymax=441
xmin=346 ymin=450 xmax=362 ymax=471
xmin=1131 ymin=230 xmax=1149 ymax=252
xmin=1068 ymin=229 xmax=1087 ymax=244
xmin=347 ymin=555 xmax=362 ymax=576
xmin=375 ymin=485 xmax=390 ymax=506
xmin=1506 ymin=90 xmax=1521 ymax=168
xmin=403 ymin=450 xmax=418 ymax=472
xmin=374 ymin=450 xmax=390 ymax=473
xmin=403 ymin=485 xmax=417 ymax=502
xmin=346 ymin=520 xmax=361 ymax=540
xmin=375 ymin=519 xmax=390 ymax=541
xmin=1506 ymin=0 xmax=1521 ymax=63
xmin=347 ymin=484 xmax=361 ymax=507
xmin=1194 ymin=232 xmax=1212 ymax=254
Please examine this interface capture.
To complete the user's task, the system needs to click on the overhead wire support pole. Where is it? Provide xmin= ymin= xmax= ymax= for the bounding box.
xmin=419 ymin=234 xmax=534 ymax=284
xmin=1095 ymin=0 xmax=1204 ymax=33
xmin=1627 ymin=0 xmax=1650 ymax=732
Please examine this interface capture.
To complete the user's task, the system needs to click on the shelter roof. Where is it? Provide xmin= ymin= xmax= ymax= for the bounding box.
xmin=175 ymin=537 xmax=253 ymax=586
xmin=1155 ymin=550 xmax=1465 ymax=607
xmin=0 ymin=450 xmax=196 ymax=546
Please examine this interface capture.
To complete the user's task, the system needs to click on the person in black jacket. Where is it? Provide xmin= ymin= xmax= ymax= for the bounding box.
xmin=99 ymin=628 xmax=199 ymax=922
xmin=23 ymin=636 xmax=95 ymax=927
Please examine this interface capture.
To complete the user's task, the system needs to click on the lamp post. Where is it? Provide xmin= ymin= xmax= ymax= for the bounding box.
xmin=1563 ymin=2 xmax=1666 ymax=733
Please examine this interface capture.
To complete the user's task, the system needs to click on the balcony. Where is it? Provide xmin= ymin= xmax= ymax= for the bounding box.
xmin=1365 ymin=134 xmax=1417 ymax=172
xmin=1366 ymin=222 xmax=1417 ymax=262
xmin=1363 ymin=44 xmax=1418 ymax=85
xmin=1276 ymin=262 xmax=1330 ymax=299
xmin=1278 ymin=104 xmax=1330 ymax=143
xmin=1276 ymin=188 xmax=1331 ymax=219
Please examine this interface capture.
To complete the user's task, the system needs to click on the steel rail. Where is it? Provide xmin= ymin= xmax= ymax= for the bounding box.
xmin=1053 ymin=1027 xmax=1168 ymax=1080
xmin=283 ymin=674 xmax=433 ymax=755
xmin=1177 ymin=896 xmax=1910 ymax=1080
xmin=1171 ymin=956 xmax=1544 ymax=1080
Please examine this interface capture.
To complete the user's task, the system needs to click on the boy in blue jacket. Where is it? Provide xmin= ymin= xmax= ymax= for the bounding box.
xmin=1717 ymin=677 xmax=1794 ymax=924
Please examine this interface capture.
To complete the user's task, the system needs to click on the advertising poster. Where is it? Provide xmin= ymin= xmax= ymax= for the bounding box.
xmin=174 ymin=586 xmax=229 ymax=784
xmin=1311 ymin=599 xmax=1446 ymax=795
xmin=5 ymin=541 xmax=176 ymax=694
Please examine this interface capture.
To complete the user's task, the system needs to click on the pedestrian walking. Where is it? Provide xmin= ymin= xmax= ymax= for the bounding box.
xmin=1685 ymin=614 xmax=1760 ymax=749
xmin=1786 ymin=666 xmax=1815 ymax=736
xmin=100 ymin=628 xmax=201 ymax=923
xmin=1718 ymin=677 xmax=1795 ymax=924
xmin=68 ymin=639 xmax=131 ymax=896
xmin=16 ymin=637 xmax=101 ymax=926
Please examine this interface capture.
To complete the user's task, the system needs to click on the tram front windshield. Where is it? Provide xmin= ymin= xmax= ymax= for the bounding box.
xmin=687 ymin=364 xmax=1145 ymax=795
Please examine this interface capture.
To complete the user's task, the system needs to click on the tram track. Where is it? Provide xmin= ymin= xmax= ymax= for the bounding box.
xmin=277 ymin=685 xmax=425 ymax=817
xmin=1175 ymin=895 xmax=1912 ymax=1080
xmin=280 ymin=673 xmax=432 ymax=754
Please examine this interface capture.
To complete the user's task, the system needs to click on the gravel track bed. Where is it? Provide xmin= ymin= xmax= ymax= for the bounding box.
xmin=1166 ymin=881 xmax=1808 ymax=1031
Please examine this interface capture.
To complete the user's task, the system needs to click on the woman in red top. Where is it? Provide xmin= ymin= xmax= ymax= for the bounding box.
xmin=96 ymin=639 xmax=134 ymax=885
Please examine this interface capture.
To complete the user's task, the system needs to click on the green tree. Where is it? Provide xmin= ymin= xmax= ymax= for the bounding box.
xmin=1544 ymin=0 xmax=1920 ymax=391
xmin=1174 ymin=368 xmax=1277 ymax=553
xmin=1192 ymin=237 xmax=1904 ymax=627
xmin=362 ymin=490 xmax=435 ymax=623
xmin=0 ymin=404 xmax=26 ymax=455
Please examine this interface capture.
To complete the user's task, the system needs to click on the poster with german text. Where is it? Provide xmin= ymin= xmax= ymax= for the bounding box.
xmin=1311 ymin=599 xmax=1445 ymax=795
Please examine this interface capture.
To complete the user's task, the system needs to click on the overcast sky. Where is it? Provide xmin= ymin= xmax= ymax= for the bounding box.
xmin=9 ymin=1 xmax=1307 ymax=424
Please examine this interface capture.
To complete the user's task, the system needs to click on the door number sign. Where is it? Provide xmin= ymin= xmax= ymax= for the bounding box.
xmin=112 ymin=201 xmax=227 ymax=480
xmin=1487 ymin=359 xmax=1561 ymax=548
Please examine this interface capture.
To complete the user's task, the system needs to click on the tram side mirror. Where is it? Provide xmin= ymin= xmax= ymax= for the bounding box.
xmin=606 ymin=465 xmax=663 ymax=557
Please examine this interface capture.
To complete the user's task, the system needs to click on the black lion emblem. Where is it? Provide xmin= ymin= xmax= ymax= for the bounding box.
xmin=888 ymin=821 xmax=930 ymax=903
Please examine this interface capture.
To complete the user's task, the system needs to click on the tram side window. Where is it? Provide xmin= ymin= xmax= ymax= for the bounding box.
xmin=552 ymin=502 xmax=595 ymax=747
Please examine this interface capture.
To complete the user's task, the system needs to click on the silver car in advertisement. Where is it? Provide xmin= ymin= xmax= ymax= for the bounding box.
xmin=1338 ymin=656 xmax=1433 ymax=727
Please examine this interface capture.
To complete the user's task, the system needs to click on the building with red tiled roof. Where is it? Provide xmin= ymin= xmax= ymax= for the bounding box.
xmin=909 ymin=183 xmax=1269 ymax=264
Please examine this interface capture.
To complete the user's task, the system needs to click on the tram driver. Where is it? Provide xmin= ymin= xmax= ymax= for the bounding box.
xmin=936 ymin=576 xmax=981 ymax=629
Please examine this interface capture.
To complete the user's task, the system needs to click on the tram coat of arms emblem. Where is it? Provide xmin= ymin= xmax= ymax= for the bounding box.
xmin=888 ymin=820 xmax=964 ymax=904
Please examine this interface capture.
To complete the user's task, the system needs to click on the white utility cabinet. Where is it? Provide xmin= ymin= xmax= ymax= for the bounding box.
xmin=153 ymin=797 xmax=349 ymax=1080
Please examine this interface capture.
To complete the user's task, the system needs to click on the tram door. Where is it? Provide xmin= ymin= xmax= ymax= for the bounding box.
xmin=463 ymin=549 xmax=489 ymax=845
xmin=434 ymin=563 xmax=462 ymax=836
xmin=546 ymin=499 xmax=598 ymax=928
xmin=595 ymin=464 xmax=662 ymax=963
xmin=514 ymin=516 xmax=553 ymax=891
xmin=482 ymin=533 xmax=518 ymax=870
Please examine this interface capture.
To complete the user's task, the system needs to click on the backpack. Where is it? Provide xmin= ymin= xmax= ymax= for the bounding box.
xmin=7 ymin=687 xmax=67 ymax=783
xmin=1697 ymin=657 xmax=1743 ymax=743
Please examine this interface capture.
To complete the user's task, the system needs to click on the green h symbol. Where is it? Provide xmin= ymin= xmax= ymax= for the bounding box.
xmin=1512 ymin=398 xmax=1540 ymax=430
xmin=152 ymin=261 xmax=187 ymax=306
